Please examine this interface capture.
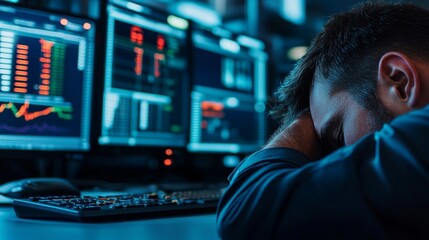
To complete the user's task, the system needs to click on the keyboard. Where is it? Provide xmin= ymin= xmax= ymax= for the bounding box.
xmin=13 ymin=188 xmax=223 ymax=222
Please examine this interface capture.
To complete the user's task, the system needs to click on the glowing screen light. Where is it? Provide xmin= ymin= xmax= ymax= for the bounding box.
xmin=219 ymin=38 xmax=240 ymax=53
xmin=126 ymin=2 xmax=144 ymax=13
xmin=167 ymin=15 xmax=188 ymax=30
xmin=173 ymin=1 xmax=221 ymax=27
xmin=287 ymin=46 xmax=308 ymax=61
xmin=282 ymin=0 xmax=306 ymax=25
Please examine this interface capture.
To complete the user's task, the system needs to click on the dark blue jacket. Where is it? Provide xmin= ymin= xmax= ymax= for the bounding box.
xmin=217 ymin=106 xmax=429 ymax=239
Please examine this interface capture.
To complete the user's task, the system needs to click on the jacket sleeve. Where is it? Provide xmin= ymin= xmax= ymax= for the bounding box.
xmin=216 ymin=106 xmax=429 ymax=239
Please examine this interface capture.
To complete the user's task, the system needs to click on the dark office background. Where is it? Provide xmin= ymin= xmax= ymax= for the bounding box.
xmin=0 ymin=0 xmax=428 ymax=188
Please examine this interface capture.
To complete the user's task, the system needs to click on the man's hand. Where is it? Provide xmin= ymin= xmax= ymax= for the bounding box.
xmin=264 ymin=112 xmax=323 ymax=161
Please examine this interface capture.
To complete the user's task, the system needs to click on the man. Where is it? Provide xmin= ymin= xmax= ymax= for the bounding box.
xmin=217 ymin=2 xmax=429 ymax=239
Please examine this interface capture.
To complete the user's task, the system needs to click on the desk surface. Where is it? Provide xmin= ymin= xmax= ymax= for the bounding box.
xmin=0 ymin=206 xmax=220 ymax=240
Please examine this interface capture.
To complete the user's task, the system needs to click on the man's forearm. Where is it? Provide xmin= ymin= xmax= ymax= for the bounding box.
xmin=217 ymin=106 xmax=429 ymax=239
xmin=217 ymin=147 xmax=310 ymax=240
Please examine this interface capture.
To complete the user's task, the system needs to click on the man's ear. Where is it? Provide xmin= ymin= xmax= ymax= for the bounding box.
xmin=377 ymin=51 xmax=420 ymax=113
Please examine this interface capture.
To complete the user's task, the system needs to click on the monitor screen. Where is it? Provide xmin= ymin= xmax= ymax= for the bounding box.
xmin=0 ymin=5 xmax=94 ymax=151
xmin=98 ymin=3 xmax=189 ymax=148
xmin=187 ymin=27 xmax=268 ymax=153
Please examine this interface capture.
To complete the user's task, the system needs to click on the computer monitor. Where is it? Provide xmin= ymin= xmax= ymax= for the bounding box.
xmin=98 ymin=2 xmax=189 ymax=148
xmin=187 ymin=26 xmax=268 ymax=154
xmin=0 ymin=4 xmax=95 ymax=151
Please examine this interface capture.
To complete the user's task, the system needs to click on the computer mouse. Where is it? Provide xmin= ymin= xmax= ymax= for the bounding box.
xmin=0 ymin=177 xmax=80 ymax=199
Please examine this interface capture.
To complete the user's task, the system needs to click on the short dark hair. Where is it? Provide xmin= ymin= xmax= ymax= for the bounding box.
xmin=270 ymin=2 xmax=429 ymax=124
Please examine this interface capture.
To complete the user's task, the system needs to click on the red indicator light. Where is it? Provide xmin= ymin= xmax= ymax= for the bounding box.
xmin=60 ymin=18 xmax=68 ymax=26
xmin=164 ymin=159 xmax=172 ymax=166
xmin=165 ymin=148 xmax=173 ymax=156
xmin=83 ymin=23 xmax=91 ymax=30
